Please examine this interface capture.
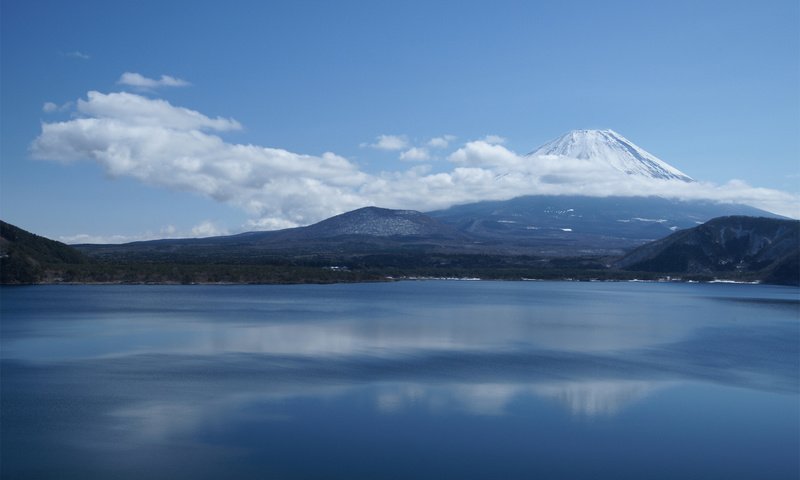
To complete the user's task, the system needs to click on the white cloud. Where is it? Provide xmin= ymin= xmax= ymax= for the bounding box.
xmin=365 ymin=134 xmax=409 ymax=151
xmin=427 ymin=135 xmax=456 ymax=149
xmin=448 ymin=140 xmax=521 ymax=168
xmin=399 ymin=147 xmax=431 ymax=161
xmin=77 ymin=90 xmax=241 ymax=131
xmin=32 ymin=90 xmax=800 ymax=233
xmin=32 ymin=91 xmax=369 ymax=228
xmin=118 ymin=72 xmax=191 ymax=89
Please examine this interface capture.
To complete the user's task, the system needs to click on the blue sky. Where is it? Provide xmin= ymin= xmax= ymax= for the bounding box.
xmin=2 ymin=0 xmax=798 ymax=242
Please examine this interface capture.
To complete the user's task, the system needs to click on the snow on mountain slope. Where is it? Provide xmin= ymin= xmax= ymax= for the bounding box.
xmin=528 ymin=129 xmax=693 ymax=182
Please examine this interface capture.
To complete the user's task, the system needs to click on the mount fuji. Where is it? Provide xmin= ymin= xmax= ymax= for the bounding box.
xmin=528 ymin=129 xmax=693 ymax=182
xmin=72 ymin=129 xmax=784 ymax=259
xmin=424 ymin=129 xmax=782 ymax=253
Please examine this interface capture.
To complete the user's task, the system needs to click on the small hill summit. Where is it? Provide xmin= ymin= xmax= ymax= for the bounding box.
xmin=299 ymin=207 xmax=456 ymax=238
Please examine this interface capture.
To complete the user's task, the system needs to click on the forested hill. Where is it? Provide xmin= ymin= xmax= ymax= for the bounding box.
xmin=0 ymin=221 xmax=87 ymax=283
xmin=615 ymin=216 xmax=800 ymax=285
xmin=0 ymin=220 xmax=386 ymax=284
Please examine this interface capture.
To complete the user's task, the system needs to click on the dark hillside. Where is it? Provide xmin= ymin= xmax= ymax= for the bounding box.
xmin=0 ymin=221 xmax=87 ymax=283
xmin=615 ymin=216 xmax=800 ymax=285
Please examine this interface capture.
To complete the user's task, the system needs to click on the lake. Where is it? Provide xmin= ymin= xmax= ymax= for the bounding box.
xmin=1 ymin=281 xmax=798 ymax=479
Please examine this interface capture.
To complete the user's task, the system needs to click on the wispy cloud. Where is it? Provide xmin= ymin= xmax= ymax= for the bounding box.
xmin=190 ymin=220 xmax=227 ymax=238
xmin=42 ymin=102 xmax=59 ymax=113
xmin=118 ymin=72 xmax=191 ymax=89
xmin=32 ymin=89 xmax=800 ymax=231
xmin=59 ymin=221 xmax=226 ymax=244
xmin=64 ymin=50 xmax=90 ymax=60
xmin=42 ymin=101 xmax=73 ymax=113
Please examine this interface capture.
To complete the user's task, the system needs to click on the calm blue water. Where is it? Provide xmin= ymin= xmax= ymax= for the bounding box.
xmin=1 ymin=281 xmax=798 ymax=479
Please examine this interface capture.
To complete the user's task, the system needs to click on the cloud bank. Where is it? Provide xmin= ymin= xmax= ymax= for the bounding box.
xmin=31 ymin=90 xmax=799 ymax=234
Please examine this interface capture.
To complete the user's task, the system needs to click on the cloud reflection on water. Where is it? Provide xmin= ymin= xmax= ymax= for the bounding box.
xmin=3 ymin=305 xmax=694 ymax=361
xmin=2 ymin=282 xmax=798 ymax=477
xmin=375 ymin=380 xmax=668 ymax=417
xmin=102 ymin=378 xmax=669 ymax=448
xmin=102 ymin=385 xmax=638 ymax=455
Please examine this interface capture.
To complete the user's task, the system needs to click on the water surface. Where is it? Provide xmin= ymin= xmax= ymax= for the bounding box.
xmin=2 ymin=281 xmax=798 ymax=479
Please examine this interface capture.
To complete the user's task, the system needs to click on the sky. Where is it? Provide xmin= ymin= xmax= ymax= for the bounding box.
xmin=2 ymin=0 xmax=799 ymax=243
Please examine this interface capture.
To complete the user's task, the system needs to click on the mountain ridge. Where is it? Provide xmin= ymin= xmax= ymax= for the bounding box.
xmin=72 ymin=195 xmax=785 ymax=259
xmin=3 ymin=214 xmax=798 ymax=285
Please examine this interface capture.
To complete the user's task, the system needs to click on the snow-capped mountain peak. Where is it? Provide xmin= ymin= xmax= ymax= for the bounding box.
xmin=528 ymin=129 xmax=693 ymax=182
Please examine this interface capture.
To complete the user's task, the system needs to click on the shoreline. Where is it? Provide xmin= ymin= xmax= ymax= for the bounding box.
xmin=2 ymin=276 xmax=790 ymax=287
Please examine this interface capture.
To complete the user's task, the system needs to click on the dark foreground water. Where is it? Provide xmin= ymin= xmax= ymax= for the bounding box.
xmin=1 ymin=281 xmax=798 ymax=479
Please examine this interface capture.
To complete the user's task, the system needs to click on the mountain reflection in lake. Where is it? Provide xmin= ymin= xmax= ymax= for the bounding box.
xmin=2 ymin=282 xmax=798 ymax=479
